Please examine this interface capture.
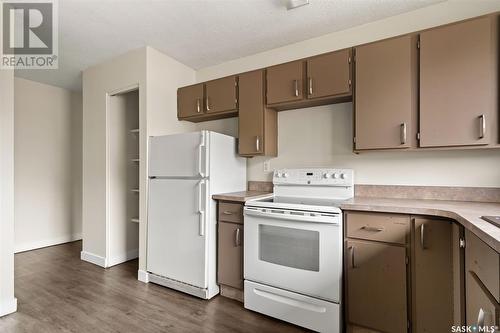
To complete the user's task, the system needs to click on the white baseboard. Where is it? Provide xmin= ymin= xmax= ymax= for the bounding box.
xmin=108 ymin=249 xmax=139 ymax=267
xmin=0 ymin=298 xmax=17 ymax=317
xmin=137 ymin=269 xmax=149 ymax=283
xmin=15 ymin=233 xmax=82 ymax=253
xmin=80 ymin=251 xmax=107 ymax=268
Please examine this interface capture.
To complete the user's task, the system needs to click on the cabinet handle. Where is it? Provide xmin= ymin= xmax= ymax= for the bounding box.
xmin=477 ymin=308 xmax=485 ymax=327
xmin=255 ymin=136 xmax=260 ymax=152
xmin=196 ymin=99 xmax=201 ymax=113
xmin=479 ymin=114 xmax=486 ymax=139
xmin=293 ymin=80 xmax=299 ymax=97
xmin=420 ymin=223 xmax=426 ymax=250
xmin=235 ymin=228 xmax=242 ymax=246
xmin=206 ymin=97 xmax=211 ymax=111
xmin=400 ymin=123 xmax=407 ymax=145
xmin=308 ymin=77 xmax=313 ymax=95
xmin=361 ymin=226 xmax=384 ymax=232
xmin=349 ymin=246 xmax=356 ymax=268
xmin=222 ymin=211 xmax=233 ymax=215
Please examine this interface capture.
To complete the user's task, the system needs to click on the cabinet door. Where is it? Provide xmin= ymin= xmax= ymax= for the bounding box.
xmin=218 ymin=222 xmax=243 ymax=289
xmin=205 ymin=76 xmax=237 ymax=114
xmin=266 ymin=61 xmax=304 ymax=105
xmin=346 ymin=240 xmax=407 ymax=333
xmin=178 ymin=84 xmax=204 ymax=118
xmin=466 ymin=271 xmax=500 ymax=327
xmin=413 ymin=218 xmax=457 ymax=332
xmin=354 ymin=35 xmax=417 ymax=150
xmin=420 ymin=17 xmax=495 ymax=147
xmin=239 ymin=70 xmax=264 ymax=155
xmin=239 ymin=70 xmax=277 ymax=156
xmin=306 ymin=49 xmax=351 ymax=99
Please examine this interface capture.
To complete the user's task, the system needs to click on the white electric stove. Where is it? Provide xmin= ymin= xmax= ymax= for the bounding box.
xmin=243 ymin=168 xmax=354 ymax=333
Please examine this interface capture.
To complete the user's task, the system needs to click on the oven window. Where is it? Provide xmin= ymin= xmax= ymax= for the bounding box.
xmin=259 ymin=225 xmax=320 ymax=272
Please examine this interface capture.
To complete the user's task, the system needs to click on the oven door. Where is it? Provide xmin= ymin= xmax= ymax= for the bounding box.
xmin=244 ymin=206 xmax=342 ymax=302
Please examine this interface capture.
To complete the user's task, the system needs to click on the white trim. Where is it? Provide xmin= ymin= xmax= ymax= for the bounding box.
xmin=0 ymin=298 xmax=17 ymax=317
xmin=137 ymin=269 xmax=149 ymax=283
xmin=108 ymin=249 xmax=139 ymax=267
xmin=15 ymin=233 xmax=82 ymax=253
xmin=80 ymin=251 xmax=107 ymax=268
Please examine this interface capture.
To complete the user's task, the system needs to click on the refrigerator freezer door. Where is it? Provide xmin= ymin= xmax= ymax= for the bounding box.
xmin=149 ymin=131 xmax=208 ymax=178
xmin=147 ymin=178 xmax=208 ymax=288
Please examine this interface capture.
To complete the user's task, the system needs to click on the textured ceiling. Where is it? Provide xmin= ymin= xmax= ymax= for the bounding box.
xmin=16 ymin=0 xmax=444 ymax=91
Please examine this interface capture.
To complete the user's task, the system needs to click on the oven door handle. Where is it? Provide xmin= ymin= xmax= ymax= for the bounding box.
xmin=244 ymin=207 xmax=339 ymax=225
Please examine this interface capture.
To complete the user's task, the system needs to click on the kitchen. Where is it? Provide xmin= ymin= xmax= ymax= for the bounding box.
xmin=1 ymin=1 xmax=500 ymax=332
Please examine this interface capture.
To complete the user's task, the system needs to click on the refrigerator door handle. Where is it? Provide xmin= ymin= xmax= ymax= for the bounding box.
xmin=197 ymin=180 xmax=206 ymax=236
xmin=198 ymin=132 xmax=207 ymax=178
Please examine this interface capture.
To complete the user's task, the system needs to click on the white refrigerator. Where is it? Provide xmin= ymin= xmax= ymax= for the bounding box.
xmin=147 ymin=131 xmax=246 ymax=299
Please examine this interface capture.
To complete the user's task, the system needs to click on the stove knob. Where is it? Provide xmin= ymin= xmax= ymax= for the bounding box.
xmin=340 ymin=173 xmax=346 ymax=179
xmin=323 ymin=173 xmax=331 ymax=179
xmin=332 ymin=173 xmax=339 ymax=179
xmin=282 ymin=172 xmax=289 ymax=178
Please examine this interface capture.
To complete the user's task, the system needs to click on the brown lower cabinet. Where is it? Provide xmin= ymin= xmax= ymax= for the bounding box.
xmin=345 ymin=212 xmax=466 ymax=333
xmin=217 ymin=201 xmax=244 ymax=302
xmin=465 ymin=230 xmax=500 ymax=326
xmin=346 ymin=239 xmax=408 ymax=333
xmin=412 ymin=218 xmax=463 ymax=332
xmin=217 ymin=221 xmax=243 ymax=289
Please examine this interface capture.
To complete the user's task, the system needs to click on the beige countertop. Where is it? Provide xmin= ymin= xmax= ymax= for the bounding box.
xmin=340 ymin=197 xmax=500 ymax=253
xmin=212 ymin=191 xmax=272 ymax=203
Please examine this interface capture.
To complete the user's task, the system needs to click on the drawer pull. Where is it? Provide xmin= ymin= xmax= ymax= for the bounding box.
xmin=361 ymin=226 xmax=384 ymax=232
xmin=222 ymin=211 xmax=233 ymax=215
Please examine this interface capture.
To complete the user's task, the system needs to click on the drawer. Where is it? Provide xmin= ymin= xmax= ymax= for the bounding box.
xmin=346 ymin=212 xmax=410 ymax=245
xmin=465 ymin=230 xmax=500 ymax=302
xmin=218 ymin=202 xmax=243 ymax=224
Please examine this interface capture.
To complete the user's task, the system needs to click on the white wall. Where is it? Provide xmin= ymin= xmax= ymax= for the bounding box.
xmin=82 ymin=47 xmax=147 ymax=267
xmin=196 ymin=1 xmax=500 ymax=187
xmin=82 ymin=47 xmax=197 ymax=272
xmin=14 ymin=78 xmax=83 ymax=253
xmin=0 ymin=69 xmax=17 ymax=317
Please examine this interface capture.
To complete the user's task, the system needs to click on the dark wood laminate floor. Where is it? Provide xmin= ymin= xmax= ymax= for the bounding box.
xmin=0 ymin=241 xmax=306 ymax=333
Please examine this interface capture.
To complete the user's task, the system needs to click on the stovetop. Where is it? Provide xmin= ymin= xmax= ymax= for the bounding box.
xmin=245 ymin=168 xmax=354 ymax=214
xmin=246 ymin=195 xmax=347 ymax=214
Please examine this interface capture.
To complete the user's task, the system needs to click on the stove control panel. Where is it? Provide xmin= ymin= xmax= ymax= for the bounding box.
xmin=273 ymin=168 xmax=354 ymax=186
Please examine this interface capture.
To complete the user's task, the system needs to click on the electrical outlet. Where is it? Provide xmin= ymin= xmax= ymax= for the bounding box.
xmin=263 ymin=160 xmax=271 ymax=172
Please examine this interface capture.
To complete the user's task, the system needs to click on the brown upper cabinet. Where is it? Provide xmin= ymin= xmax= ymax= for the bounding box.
xmin=266 ymin=49 xmax=352 ymax=109
xmin=354 ymin=35 xmax=418 ymax=150
xmin=419 ymin=16 xmax=498 ymax=147
xmin=177 ymin=75 xmax=238 ymax=122
xmin=266 ymin=60 xmax=304 ymax=105
xmin=238 ymin=70 xmax=277 ymax=157
xmin=205 ymin=76 xmax=237 ymax=114
xmin=306 ymin=49 xmax=352 ymax=99
xmin=177 ymin=83 xmax=204 ymax=119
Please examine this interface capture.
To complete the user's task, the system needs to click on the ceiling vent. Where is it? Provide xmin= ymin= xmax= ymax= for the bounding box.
xmin=286 ymin=0 xmax=310 ymax=10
